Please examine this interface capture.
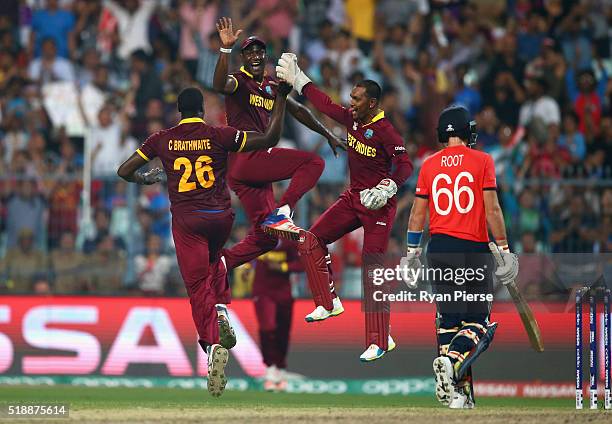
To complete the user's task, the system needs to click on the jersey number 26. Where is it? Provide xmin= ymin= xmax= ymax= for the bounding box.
xmin=432 ymin=171 xmax=474 ymax=216
xmin=174 ymin=155 xmax=215 ymax=192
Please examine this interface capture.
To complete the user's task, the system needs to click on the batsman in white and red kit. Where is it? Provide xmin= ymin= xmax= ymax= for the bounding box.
xmin=275 ymin=53 xmax=414 ymax=361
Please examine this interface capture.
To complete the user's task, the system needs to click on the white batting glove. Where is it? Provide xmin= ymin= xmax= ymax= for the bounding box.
xmin=359 ymin=178 xmax=398 ymax=210
xmin=276 ymin=52 xmax=311 ymax=95
xmin=399 ymin=247 xmax=422 ymax=289
xmin=493 ymin=246 xmax=519 ymax=285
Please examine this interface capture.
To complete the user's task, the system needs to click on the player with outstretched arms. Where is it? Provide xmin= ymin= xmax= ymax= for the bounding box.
xmin=117 ymin=83 xmax=292 ymax=397
xmin=275 ymin=53 xmax=414 ymax=361
xmin=211 ymin=18 xmax=346 ymax=339
xmin=403 ymin=105 xmax=519 ymax=408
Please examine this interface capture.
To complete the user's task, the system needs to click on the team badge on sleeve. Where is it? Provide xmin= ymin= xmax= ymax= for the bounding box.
xmin=364 ymin=129 xmax=374 ymax=139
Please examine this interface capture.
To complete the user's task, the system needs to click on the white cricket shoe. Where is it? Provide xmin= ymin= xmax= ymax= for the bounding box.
xmin=449 ymin=386 xmax=475 ymax=409
xmin=276 ymin=368 xmax=288 ymax=392
xmin=359 ymin=335 xmax=397 ymax=362
xmin=304 ymin=297 xmax=344 ymax=322
xmin=207 ymin=344 xmax=229 ymax=398
xmin=263 ymin=365 xmax=279 ymax=392
xmin=433 ymin=356 xmax=455 ymax=406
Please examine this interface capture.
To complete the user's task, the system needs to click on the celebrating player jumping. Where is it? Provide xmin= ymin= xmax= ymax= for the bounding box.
xmin=117 ymin=83 xmax=292 ymax=397
xmin=210 ymin=18 xmax=346 ymax=336
xmin=403 ymin=105 xmax=519 ymax=408
xmin=275 ymin=53 xmax=413 ymax=361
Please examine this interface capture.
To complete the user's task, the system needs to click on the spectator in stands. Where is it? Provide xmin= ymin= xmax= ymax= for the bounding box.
xmin=28 ymin=37 xmax=76 ymax=83
xmin=103 ymin=0 xmax=157 ymax=61
xmin=47 ymin=174 xmax=81 ymax=249
xmin=550 ymin=195 xmax=598 ymax=253
xmin=194 ymin=30 xmax=221 ymax=89
xmin=129 ymin=49 xmax=164 ymax=118
xmin=518 ymin=76 xmax=561 ymax=128
xmin=558 ymin=111 xmax=586 ymax=163
xmin=86 ymin=103 xmax=135 ymax=178
xmin=178 ymin=0 xmax=219 ymax=78
xmin=135 ymin=234 xmax=173 ymax=295
xmin=31 ymin=273 xmax=52 ymax=295
xmin=50 ymin=231 xmax=89 ymax=293
xmin=1 ymin=229 xmax=47 ymax=293
xmin=5 ymin=179 xmax=45 ymax=249
xmin=82 ymin=208 xmax=125 ymax=254
xmin=30 ymin=0 xmax=75 ymax=59
xmin=87 ymin=233 xmax=127 ymax=294
xmin=573 ymin=69 xmax=603 ymax=140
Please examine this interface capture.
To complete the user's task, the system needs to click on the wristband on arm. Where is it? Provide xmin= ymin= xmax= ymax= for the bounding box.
xmin=407 ymin=231 xmax=423 ymax=249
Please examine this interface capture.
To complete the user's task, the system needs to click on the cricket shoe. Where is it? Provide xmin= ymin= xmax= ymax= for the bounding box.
xmin=433 ymin=356 xmax=455 ymax=406
xmin=217 ymin=314 xmax=236 ymax=349
xmin=304 ymin=297 xmax=344 ymax=322
xmin=449 ymin=386 xmax=475 ymax=409
xmin=262 ymin=207 xmax=301 ymax=240
xmin=263 ymin=365 xmax=280 ymax=392
xmin=359 ymin=335 xmax=397 ymax=362
xmin=276 ymin=369 xmax=288 ymax=392
xmin=207 ymin=344 xmax=229 ymax=398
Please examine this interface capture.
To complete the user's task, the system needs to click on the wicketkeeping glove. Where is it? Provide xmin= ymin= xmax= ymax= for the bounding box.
xmin=276 ymin=52 xmax=312 ymax=95
xmin=359 ymin=178 xmax=398 ymax=210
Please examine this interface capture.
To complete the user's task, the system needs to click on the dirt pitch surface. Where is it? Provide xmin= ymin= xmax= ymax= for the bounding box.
xmin=0 ymin=386 xmax=610 ymax=424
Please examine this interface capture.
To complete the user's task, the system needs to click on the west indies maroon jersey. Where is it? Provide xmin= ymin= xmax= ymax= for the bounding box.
xmin=302 ymin=83 xmax=412 ymax=191
xmin=225 ymin=66 xmax=278 ymax=132
xmin=136 ymin=117 xmax=248 ymax=213
xmin=252 ymin=240 xmax=302 ymax=300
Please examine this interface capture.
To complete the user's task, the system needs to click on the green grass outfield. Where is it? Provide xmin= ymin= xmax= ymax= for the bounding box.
xmin=0 ymin=386 xmax=609 ymax=423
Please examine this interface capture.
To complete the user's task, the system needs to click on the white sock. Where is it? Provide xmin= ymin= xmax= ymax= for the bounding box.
xmin=278 ymin=204 xmax=291 ymax=217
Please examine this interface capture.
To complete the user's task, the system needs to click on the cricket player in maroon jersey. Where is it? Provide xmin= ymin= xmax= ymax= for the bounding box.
xmin=117 ymin=83 xmax=292 ymax=397
xmin=210 ymin=18 xmax=345 ymax=321
xmin=403 ymin=105 xmax=519 ymax=408
xmin=251 ymin=239 xmax=302 ymax=392
xmin=275 ymin=53 xmax=414 ymax=361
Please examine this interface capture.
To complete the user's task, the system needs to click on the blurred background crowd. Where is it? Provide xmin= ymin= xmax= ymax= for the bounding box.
xmin=0 ymin=0 xmax=610 ymax=298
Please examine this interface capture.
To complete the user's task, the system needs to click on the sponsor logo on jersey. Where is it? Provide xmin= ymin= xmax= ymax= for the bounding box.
xmin=376 ymin=221 xmax=387 ymax=226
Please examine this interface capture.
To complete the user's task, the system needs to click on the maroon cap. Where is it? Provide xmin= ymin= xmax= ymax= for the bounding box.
xmin=241 ymin=36 xmax=266 ymax=51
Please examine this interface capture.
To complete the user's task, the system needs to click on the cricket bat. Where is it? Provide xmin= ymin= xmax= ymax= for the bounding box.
xmin=488 ymin=242 xmax=545 ymax=352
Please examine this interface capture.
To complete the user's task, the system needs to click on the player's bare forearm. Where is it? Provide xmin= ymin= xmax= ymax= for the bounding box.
xmin=287 ymin=98 xmax=332 ymax=138
xmin=484 ymin=190 xmax=508 ymax=245
xmin=408 ymin=197 xmax=428 ymax=232
xmin=287 ymin=97 xmax=347 ymax=155
xmin=242 ymin=92 xmax=289 ymax=151
xmin=117 ymin=153 xmax=163 ymax=185
xmin=213 ymin=52 xmax=235 ymax=94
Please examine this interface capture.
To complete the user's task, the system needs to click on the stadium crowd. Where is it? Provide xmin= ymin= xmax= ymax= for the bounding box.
xmin=0 ymin=0 xmax=610 ymax=297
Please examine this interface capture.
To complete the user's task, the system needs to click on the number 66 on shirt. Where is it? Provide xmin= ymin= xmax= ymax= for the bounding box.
xmin=416 ymin=148 xmax=496 ymax=243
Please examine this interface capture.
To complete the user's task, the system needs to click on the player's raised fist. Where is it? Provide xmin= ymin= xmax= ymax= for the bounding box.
xmin=216 ymin=17 xmax=243 ymax=48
